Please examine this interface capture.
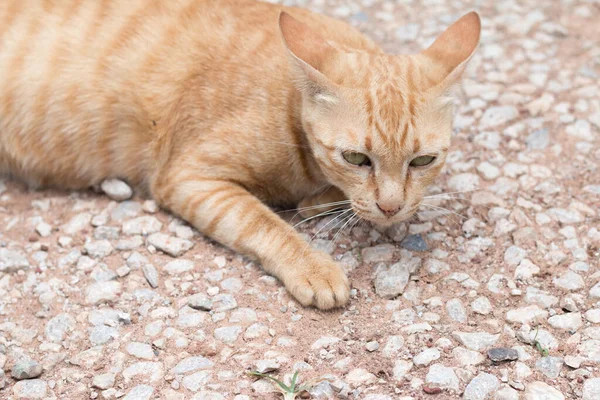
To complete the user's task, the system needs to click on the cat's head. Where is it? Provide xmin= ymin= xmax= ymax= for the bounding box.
xmin=280 ymin=11 xmax=481 ymax=226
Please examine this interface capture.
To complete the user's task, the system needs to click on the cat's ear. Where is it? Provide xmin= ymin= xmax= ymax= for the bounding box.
xmin=278 ymin=12 xmax=339 ymax=104
xmin=421 ymin=11 xmax=481 ymax=87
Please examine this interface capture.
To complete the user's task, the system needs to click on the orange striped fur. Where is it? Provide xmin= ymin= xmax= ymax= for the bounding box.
xmin=0 ymin=0 xmax=480 ymax=309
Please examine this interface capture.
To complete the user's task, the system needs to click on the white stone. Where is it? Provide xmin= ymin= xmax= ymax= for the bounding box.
xmin=524 ymin=381 xmax=564 ymax=400
xmin=101 ymin=179 xmax=133 ymax=201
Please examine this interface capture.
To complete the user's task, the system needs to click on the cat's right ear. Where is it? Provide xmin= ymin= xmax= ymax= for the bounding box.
xmin=278 ymin=12 xmax=339 ymax=104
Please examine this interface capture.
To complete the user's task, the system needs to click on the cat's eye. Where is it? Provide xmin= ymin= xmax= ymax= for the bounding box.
xmin=410 ymin=155 xmax=436 ymax=167
xmin=342 ymin=151 xmax=371 ymax=167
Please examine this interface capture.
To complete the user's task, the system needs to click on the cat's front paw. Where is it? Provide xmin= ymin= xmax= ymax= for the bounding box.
xmin=286 ymin=252 xmax=350 ymax=310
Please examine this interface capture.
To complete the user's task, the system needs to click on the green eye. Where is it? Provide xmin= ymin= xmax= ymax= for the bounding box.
xmin=410 ymin=155 xmax=436 ymax=167
xmin=342 ymin=151 xmax=371 ymax=167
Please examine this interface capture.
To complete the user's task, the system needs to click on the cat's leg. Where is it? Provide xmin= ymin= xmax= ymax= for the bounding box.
xmin=298 ymin=186 xmax=348 ymax=218
xmin=155 ymin=179 xmax=350 ymax=309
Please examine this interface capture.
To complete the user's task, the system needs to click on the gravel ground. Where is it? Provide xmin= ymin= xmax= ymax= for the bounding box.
xmin=1 ymin=0 xmax=600 ymax=399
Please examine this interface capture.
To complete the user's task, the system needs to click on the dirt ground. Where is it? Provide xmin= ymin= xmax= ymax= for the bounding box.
xmin=1 ymin=0 xmax=600 ymax=399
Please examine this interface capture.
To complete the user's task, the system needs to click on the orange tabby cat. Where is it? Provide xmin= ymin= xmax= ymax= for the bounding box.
xmin=0 ymin=0 xmax=480 ymax=309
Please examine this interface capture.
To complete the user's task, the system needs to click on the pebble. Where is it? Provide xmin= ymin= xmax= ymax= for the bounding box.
xmin=101 ymin=179 xmax=133 ymax=201
xmin=488 ymin=348 xmax=519 ymax=362
xmin=92 ymin=373 xmax=116 ymax=390
xmin=414 ymin=348 xmax=440 ymax=366
xmin=165 ymin=259 xmax=195 ymax=275
xmin=425 ymin=364 xmax=459 ymax=391
xmin=127 ymin=342 xmax=155 ymax=360
xmin=86 ymin=281 xmax=122 ymax=304
xmin=346 ymin=368 xmax=377 ymax=387
xmin=214 ymin=326 xmax=242 ymax=344
xmin=583 ymin=378 xmax=600 ymax=400
xmin=446 ymin=298 xmax=467 ymax=323
xmin=122 ymin=384 xmax=155 ymax=400
xmin=553 ymin=271 xmax=585 ymax=291
xmin=524 ymin=381 xmax=564 ymax=400
xmin=11 ymin=359 xmax=43 ymax=380
xmin=480 ymin=106 xmax=519 ymax=127
xmin=535 ymin=356 xmax=563 ymax=378
xmin=374 ymin=262 xmax=410 ymax=299
xmin=361 ymin=244 xmax=395 ymax=263
xmin=142 ymin=264 xmax=159 ymax=288
xmin=147 ymin=233 xmax=194 ymax=257
xmin=171 ymin=356 xmax=214 ymax=375
xmin=453 ymin=347 xmax=485 ymax=366
xmin=45 ymin=313 xmax=76 ymax=342
xmin=123 ymin=216 xmax=163 ymax=235
xmin=548 ymin=312 xmax=582 ymax=331
xmin=463 ymin=373 xmax=500 ymax=400
xmin=448 ymin=173 xmax=480 ymax=192
xmin=453 ymin=332 xmax=500 ymax=351
xmin=12 ymin=379 xmax=47 ymax=399
xmin=0 ymin=248 xmax=29 ymax=272
xmin=400 ymin=234 xmax=429 ymax=251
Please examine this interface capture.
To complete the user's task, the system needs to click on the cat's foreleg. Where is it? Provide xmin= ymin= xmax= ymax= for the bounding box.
xmin=298 ymin=186 xmax=349 ymax=218
xmin=156 ymin=179 xmax=350 ymax=310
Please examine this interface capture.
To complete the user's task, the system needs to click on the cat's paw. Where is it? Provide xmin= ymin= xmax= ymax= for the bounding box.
xmin=286 ymin=252 xmax=350 ymax=310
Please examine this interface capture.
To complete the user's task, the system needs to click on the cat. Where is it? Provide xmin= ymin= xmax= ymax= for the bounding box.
xmin=0 ymin=0 xmax=480 ymax=309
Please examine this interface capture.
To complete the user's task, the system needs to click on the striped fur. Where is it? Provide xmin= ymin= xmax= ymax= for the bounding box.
xmin=0 ymin=0 xmax=480 ymax=309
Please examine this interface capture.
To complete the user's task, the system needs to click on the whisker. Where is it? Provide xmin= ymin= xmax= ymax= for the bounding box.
xmin=301 ymin=209 xmax=354 ymax=256
xmin=418 ymin=203 xmax=466 ymax=225
xmin=331 ymin=213 xmax=357 ymax=244
xmin=292 ymin=207 xmax=348 ymax=229
xmin=424 ymin=188 xmax=481 ymax=198
xmin=278 ymin=199 xmax=352 ymax=216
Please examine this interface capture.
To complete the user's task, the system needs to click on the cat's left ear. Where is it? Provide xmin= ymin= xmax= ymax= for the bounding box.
xmin=278 ymin=12 xmax=339 ymax=104
xmin=421 ymin=11 xmax=481 ymax=88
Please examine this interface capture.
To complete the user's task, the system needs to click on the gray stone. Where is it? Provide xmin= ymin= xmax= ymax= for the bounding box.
xmin=84 ymin=240 xmax=113 ymax=259
xmin=425 ymin=364 xmax=459 ymax=391
xmin=0 ymin=248 xmax=29 ymax=272
xmin=471 ymin=297 xmax=493 ymax=315
xmin=583 ymin=378 xmax=600 ymax=400
xmin=182 ymin=371 xmax=211 ymax=392
xmin=548 ymin=208 xmax=583 ymax=224
xmin=123 ymin=216 xmax=162 ymax=235
xmin=45 ymin=313 xmax=76 ymax=342
xmin=101 ymin=179 xmax=133 ymax=201
xmin=525 ymin=287 xmax=559 ymax=309
xmin=374 ymin=262 xmax=410 ymax=299
xmin=35 ymin=221 xmax=53 ymax=237
xmin=535 ymin=356 xmax=563 ymax=378
xmin=487 ymin=348 xmax=519 ymax=362
xmin=392 ymin=360 xmax=412 ymax=381
xmin=453 ymin=331 xmax=500 ymax=351
xmin=214 ymin=326 xmax=242 ymax=344
xmin=553 ymin=270 xmax=584 ymax=291
xmin=63 ymin=212 xmax=92 ymax=234
xmin=111 ymin=201 xmax=142 ymax=222
xmin=147 ymin=233 xmax=194 ymax=257
xmin=122 ymin=384 xmax=155 ymax=400
xmin=122 ymin=362 xmax=163 ymax=383
xmin=548 ymin=312 xmax=582 ymax=331
xmin=526 ymin=128 xmax=550 ymax=149
xmin=400 ymin=234 xmax=429 ymax=251
xmin=361 ymin=244 xmax=395 ymax=263
xmin=583 ymin=185 xmax=600 ymax=195
xmin=164 ymin=259 xmax=195 ymax=275
xmin=89 ymin=325 xmax=119 ymax=345
xmin=365 ymin=341 xmax=379 ymax=352
xmin=12 ymin=379 xmax=47 ymax=399
xmin=92 ymin=373 xmax=116 ymax=390
xmin=413 ymin=348 xmax=440 ymax=366
xmin=480 ymin=106 xmax=518 ymax=127
xmin=0 ymin=370 xmax=5 ymax=390
xmin=12 ymin=359 xmax=43 ymax=380
xmin=388 ymin=223 xmax=408 ymax=242
xmin=453 ymin=347 xmax=485 ymax=366
xmin=309 ymin=381 xmax=335 ymax=399
xmin=463 ymin=373 xmax=500 ymax=400
xmin=448 ymin=173 xmax=480 ymax=192
xmin=141 ymin=264 xmax=159 ymax=288
xmin=171 ymin=356 xmax=214 ymax=375
xmin=255 ymin=359 xmax=280 ymax=374
xmin=127 ymin=342 xmax=155 ymax=360
xmin=446 ymin=298 xmax=467 ymax=323
xmin=524 ymin=381 xmax=564 ymax=400
xmin=86 ymin=281 xmax=122 ymax=304
xmin=188 ymin=294 xmax=213 ymax=311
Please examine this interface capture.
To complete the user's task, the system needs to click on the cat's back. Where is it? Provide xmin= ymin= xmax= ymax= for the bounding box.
xmin=0 ymin=0 xmax=376 ymax=188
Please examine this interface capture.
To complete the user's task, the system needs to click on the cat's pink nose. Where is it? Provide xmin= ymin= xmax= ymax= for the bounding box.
xmin=377 ymin=203 xmax=401 ymax=217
